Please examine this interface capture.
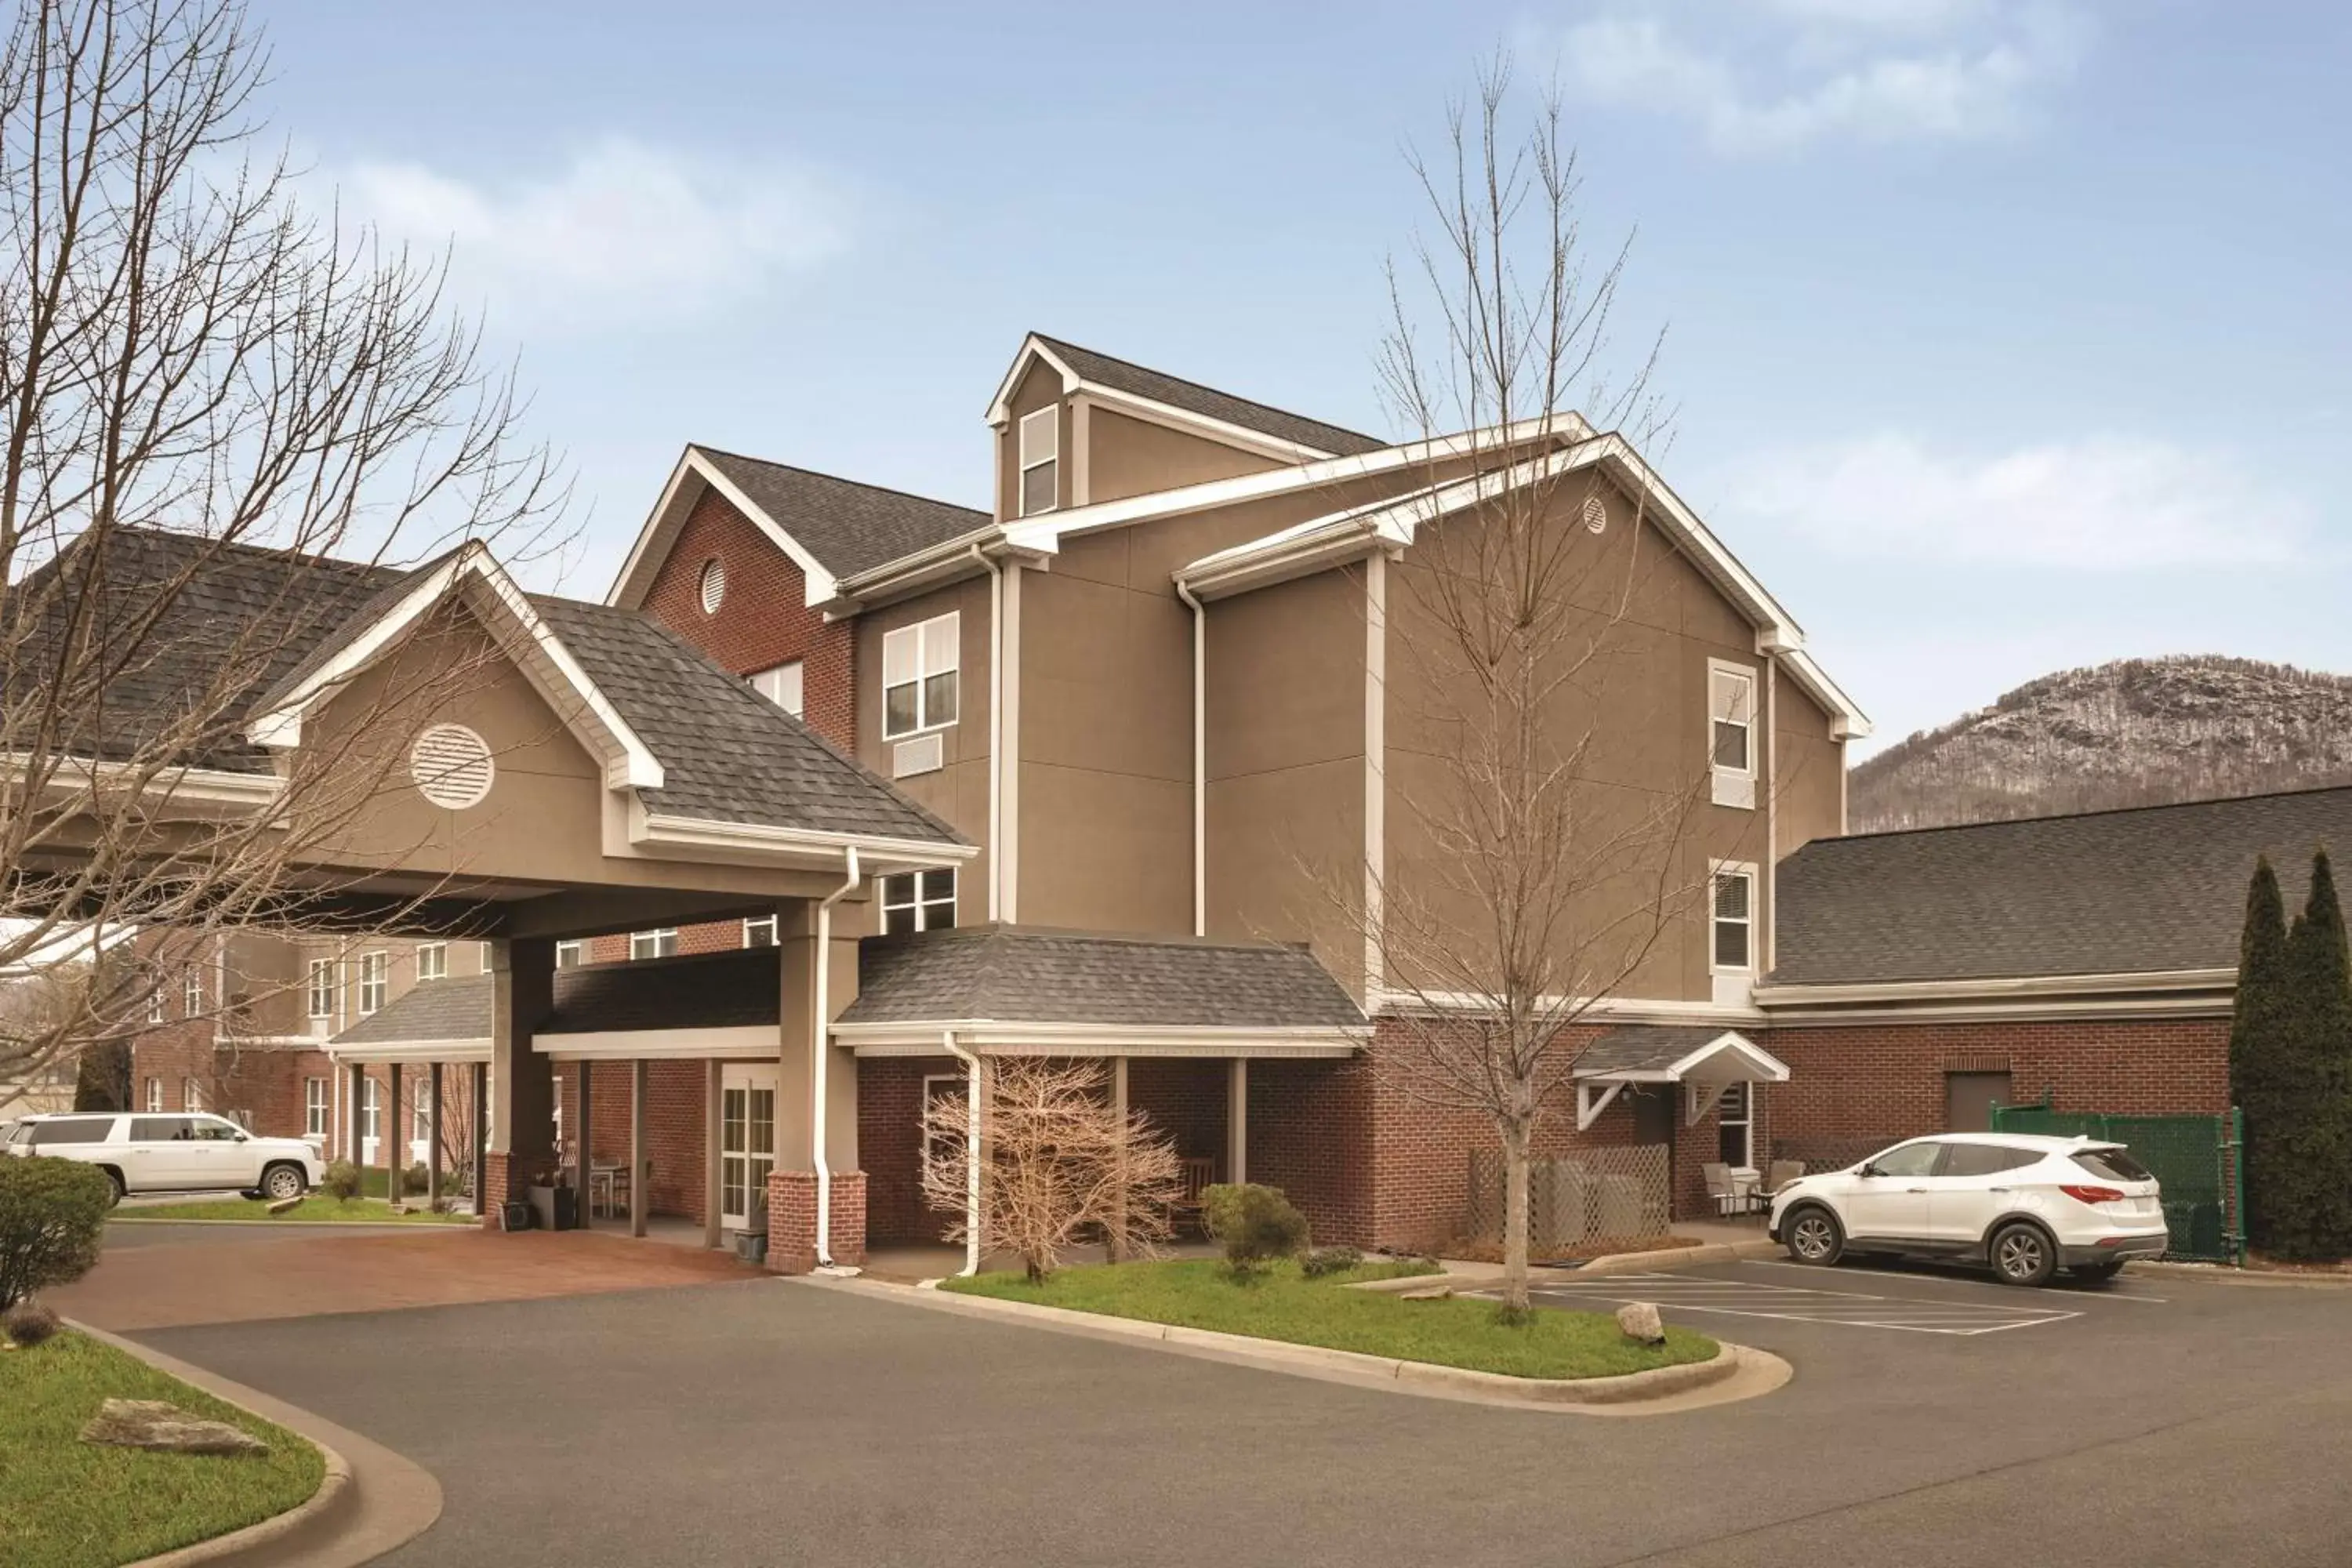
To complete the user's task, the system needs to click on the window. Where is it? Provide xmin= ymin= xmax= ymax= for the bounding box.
xmin=1708 ymin=661 xmax=1756 ymax=808
xmin=1716 ymin=1082 xmax=1753 ymax=1169
xmin=183 ymin=971 xmax=202 ymax=1017
xmin=555 ymin=940 xmax=585 ymax=971
xmin=147 ymin=987 xmax=165 ymax=1025
xmin=1018 ymin=406 xmax=1058 ymax=517
xmin=417 ymin=942 xmax=448 ymax=982
xmin=1711 ymin=869 xmax=1754 ymax=971
xmin=307 ymin=960 xmax=335 ymax=1020
xmin=699 ymin=556 xmax=727 ymax=614
xmin=882 ymin=613 xmax=959 ymax=739
xmin=304 ymin=1078 xmax=328 ymax=1139
xmin=358 ymin=952 xmax=388 ymax=1015
xmin=191 ymin=1115 xmax=241 ymax=1142
xmin=2073 ymin=1148 xmax=2154 ymax=1183
xmin=132 ymin=1116 xmax=191 ymax=1142
xmin=750 ymin=661 xmax=804 ymax=717
xmin=630 ymin=929 xmax=679 ymax=960
xmin=1943 ymin=1142 xmax=2042 ymax=1178
xmin=881 ymin=870 xmax=956 ymax=936
xmin=145 ymin=1078 xmax=162 ymax=1114
xmin=743 ymin=916 xmax=779 ymax=949
xmin=413 ymin=1083 xmax=432 ymax=1145
xmin=361 ymin=1079 xmax=381 ymax=1142
xmin=477 ymin=940 xmax=494 ymax=973
xmin=181 ymin=1076 xmax=202 ymax=1112
xmin=1867 ymin=1141 xmax=1944 ymax=1179
xmin=29 ymin=1117 xmax=115 ymax=1145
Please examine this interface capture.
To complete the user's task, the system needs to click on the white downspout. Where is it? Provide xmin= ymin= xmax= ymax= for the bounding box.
xmin=941 ymin=1029 xmax=982 ymax=1276
xmin=812 ymin=845 xmax=860 ymax=1270
xmin=1764 ymin=655 xmax=1778 ymax=975
xmin=1175 ymin=580 xmax=1206 ymax=937
xmin=967 ymin=543 xmax=1004 ymax=922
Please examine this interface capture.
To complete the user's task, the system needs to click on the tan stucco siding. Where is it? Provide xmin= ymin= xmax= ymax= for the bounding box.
xmin=996 ymin=361 xmax=1069 ymax=523
xmin=1083 ymin=405 xmax=1282 ymax=503
xmin=1774 ymin=677 xmax=1845 ymax=855
xmin=853 ymin=575 xmax=995 ymax=925
xmin=1018 ymin=764 xmax=1193 ymax=932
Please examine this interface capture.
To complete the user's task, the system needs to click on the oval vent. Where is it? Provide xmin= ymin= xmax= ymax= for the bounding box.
xmin=699 ymin=557 xmax=727 ymax=614
xmin=410 ymin=724 xmax=494 ymax=810
xmin=1582 ymin=496 xmax=1608 ymax=535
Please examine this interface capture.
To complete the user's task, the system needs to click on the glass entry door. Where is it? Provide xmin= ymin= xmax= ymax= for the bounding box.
xmin=720 ymin=1065 xmax=778 ymax=1232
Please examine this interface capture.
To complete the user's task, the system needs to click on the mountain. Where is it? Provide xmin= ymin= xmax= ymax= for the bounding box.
xmin=1848 ymin=656 xmax=2352 ymax=833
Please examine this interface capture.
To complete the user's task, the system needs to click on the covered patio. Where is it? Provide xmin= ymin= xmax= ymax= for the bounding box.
xmin=1571 ymin=1024 xmax=1793 ymax=1221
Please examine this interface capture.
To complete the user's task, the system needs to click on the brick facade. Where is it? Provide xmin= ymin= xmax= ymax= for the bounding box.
xmin=767 ymin=1168 xmax=866 ymax=1274
xmin=557 ymin=1061 xmax=710 ymax=1224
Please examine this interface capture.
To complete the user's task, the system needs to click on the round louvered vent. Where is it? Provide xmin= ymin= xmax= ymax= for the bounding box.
xmin=1582 ymin=496 xmax=1607 ymax=535
xmin=699 ymin=557 xmax=727 ymax=613
xmin=410 ymin=724 xmax=494 ymax=810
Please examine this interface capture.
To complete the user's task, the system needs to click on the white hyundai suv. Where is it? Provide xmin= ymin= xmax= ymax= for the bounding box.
xmin=3 ymin=1111 xmax=325 ymax=1203
xmin=1768 ymin=1132 xmax=2169 ymax=1286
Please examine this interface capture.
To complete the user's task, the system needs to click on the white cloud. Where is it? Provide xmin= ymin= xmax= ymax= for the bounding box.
xmin=1730 ymin=433 xmax=2309 ymax=568
xmin=1549 ymin=2 xmax=2084 ymax=153
xmin=337 ymin=137 xmax=848 ymax=333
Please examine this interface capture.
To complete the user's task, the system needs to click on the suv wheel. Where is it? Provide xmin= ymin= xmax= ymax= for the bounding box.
xmin=259 ymin=1163 xmax=307 ymax=1202
xmin=1784 ymin=1205 xmax=1845 ymax=1266
xmin=99 ymin=1167 xmax=126 ymax=1205
xmin=1989 ymin=1221 xmax=2057 ymax=1287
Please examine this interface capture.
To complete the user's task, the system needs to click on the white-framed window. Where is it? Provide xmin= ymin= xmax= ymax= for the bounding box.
xmin=882 ymin=612 xmax=959 ymax=739
xmin=417 ymin=942 xmax=448 ymax=982
xmin=751 ymin=660 xmax=804 ymax=717
xmin=304 ymin=1077 xmax=328 ymax=1140
xmin=1708 ymin=659 xmax=1756 ymax=808
xmin=413 ymin=1083 xmax=432 ymax=1145
xmin=555 ymin=939 xmax=585 ymax=971
xmin=1716 ymin=1081 xmax=1753 ymax=1169
xmin=1018 ymin=405 xmax=1058 ymax=517
xmin=358 ymin=951 xmax=388 ymax=1016
xmin=881 ymin=870 xmax=956 ymax=936
xmin=182 ymin=1076 xmax=202 ymax=1112
xmin=699 ymin=556 xmax=728 ymax=614
xmin=743 ymin=916 xmax=779 ymax=949
xmin=183 ymin=971 xmax=202 ymax=1018
xmin=630 ymin=929 xmax=679 ymax=960
xmin=306 ymin=960 xmax=335 ymax=1020
xmin=361 ymin=1078 xmax=381 ymax=1142
xmin=1711 ymin=866 xmax=1755 ymax=973
xmin=477 ymin=940 xmax=494 ymax=973
xmin=145 ymin=1077 xmax=162 ymax=1114
xmin=147 ymin=987 xmax=165 ymax=1025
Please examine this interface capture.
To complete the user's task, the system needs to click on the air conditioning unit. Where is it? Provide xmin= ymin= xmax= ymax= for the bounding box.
xmin=1711 ymin=769 xmax=1755 ymax=810
xmin=892 ymin=732 xmax=944 ymax=779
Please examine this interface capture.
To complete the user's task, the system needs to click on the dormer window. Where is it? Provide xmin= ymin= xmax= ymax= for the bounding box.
xmin=1018 ymin=407 xmax=1058 ymax=517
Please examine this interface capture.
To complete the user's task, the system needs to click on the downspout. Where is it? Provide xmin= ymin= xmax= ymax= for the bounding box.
xmin=967 ymin=543 xmax=1005 ymax=921
xmin=940 ymin=1029 xmax=982 ymax=1276
xmin=1764 ymin=656 xmax=1778 ymax=975
xmin=1175 ymin=580 xmax=1206 ymax=937
xmin=812 ymin=845 xmax=860 ymax=1269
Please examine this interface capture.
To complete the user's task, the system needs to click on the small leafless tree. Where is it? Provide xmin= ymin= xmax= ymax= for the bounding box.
xmin=920 ymin=1058 xmax=1185 ymax=1283
xmin=0 ymin=0 xmax=568 ymax=1094
xmin=1344 ymin=62 xmax=1719 ymax=1319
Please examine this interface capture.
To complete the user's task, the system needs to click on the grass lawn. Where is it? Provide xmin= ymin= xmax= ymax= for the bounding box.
xmin=941 ymin=1258 xmax=1719 ymax=1381
xmin=0 ymin=1330 xmax=325 ymax=1568
xmin=117 ymin=1196 xmax=470 ymax=1224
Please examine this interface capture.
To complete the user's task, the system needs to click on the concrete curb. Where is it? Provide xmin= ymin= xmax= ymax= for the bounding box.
xmin=1566 ymin=1239 xmax=1783 ymax=1277
xmin=2131 ymin=1260 xmax=2352 ymax=1288
xmin=69 ymin=1320 xmax=444 ymax=1567
xmin=797 ymin=1274 xmax=1788 ymax=1415
xmin=107 ymin=1217 xmax=472 ymax=1229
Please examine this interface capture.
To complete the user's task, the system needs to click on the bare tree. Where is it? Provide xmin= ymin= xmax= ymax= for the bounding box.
xmin=920 ymin=1058 xmax=1185 ymax=1283
xmin=1348 ymin=61 xmax=1714 ymax=1319
xmin=0 ymin=0 xmax=566 ymax=1098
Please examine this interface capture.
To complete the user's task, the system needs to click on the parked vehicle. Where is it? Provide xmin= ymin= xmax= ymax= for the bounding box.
xmin=1768 ymin=1132 xmax=2169 ymax=1286
xmin=2 ymin=1111 xmax=325 ymax=1203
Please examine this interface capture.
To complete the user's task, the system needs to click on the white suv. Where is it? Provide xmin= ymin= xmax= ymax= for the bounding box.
xmin=4 ymin=1112 xmax=325 ymax=1203
xmin=1769 ymin=1132 xmax=2169 ymax=1286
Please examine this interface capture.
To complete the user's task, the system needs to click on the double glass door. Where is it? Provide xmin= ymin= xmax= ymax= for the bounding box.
xmin=720 ymin=1066 xmax=777 ymax=1232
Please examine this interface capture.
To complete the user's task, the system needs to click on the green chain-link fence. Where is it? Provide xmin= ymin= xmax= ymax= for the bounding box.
xmin=1990 ymin=1100 xmax=2245 ymax=1264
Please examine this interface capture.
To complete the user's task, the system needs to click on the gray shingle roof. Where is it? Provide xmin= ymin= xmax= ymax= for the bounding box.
xmin=1772 ymin=785 xmax=2352 ymax=985
xmin=1573 ymin=1025 xmax=1734 ymax=1076
xmin=540 ymin=949 xmax=780 ymax=1035
xmin=333 ymin=974 xmax=495 ymax=1046
xmin=1034 ymin=336 xmax=1389 ymax=459
xmin=838 ymin=926 xmax=1367 ymax=1030
xmin=691 ymin=448 xmax=989 ymax=580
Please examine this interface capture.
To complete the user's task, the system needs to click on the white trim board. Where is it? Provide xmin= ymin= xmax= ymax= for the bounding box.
xmin=608 ymin=446 xmax=843 ymax=612
xmin=535 ymin=1025 xmax=779 ymax=1061
xmin=836 ymin=1019 xmax=1366 ymax=1058
xmin=332 ymin=1039 xmax=492 ymax=1065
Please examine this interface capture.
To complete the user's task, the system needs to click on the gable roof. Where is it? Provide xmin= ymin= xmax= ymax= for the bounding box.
xmin=838 ymin=925 xmax=1367 ymax=1031
xmin=1770 ymin=784 xmax=2352 ymax=987
xmin=989 ymin=333 xmax=1389 ymax=459
xmin=333 ymin=972 xmax=494 ymax=1047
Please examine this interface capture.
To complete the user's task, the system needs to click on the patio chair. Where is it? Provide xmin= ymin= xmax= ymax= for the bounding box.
xmin=1703 ymin=1162 xmax=1760 ymax=1218
xmin=1766 ymin=1160 xmax=1805 ymax=1196
xmin=1168 ymin=1156 xmax=1216 ymax=1232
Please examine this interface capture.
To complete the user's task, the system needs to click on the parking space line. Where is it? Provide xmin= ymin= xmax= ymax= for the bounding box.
xmin=1485 ymin=1270 xmax=2088 ymax=1336
xmin=1737 ymin=1257 xmax=2170 ymax=1303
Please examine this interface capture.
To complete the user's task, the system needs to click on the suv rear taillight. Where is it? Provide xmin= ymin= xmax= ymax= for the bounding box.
xmin=2060 ymin=1184 xmax=2126 ymax=1205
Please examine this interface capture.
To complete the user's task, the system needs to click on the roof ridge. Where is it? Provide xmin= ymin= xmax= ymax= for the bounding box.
xmin=1805 ymin=779 xmax=2352 ymax=851
xmin=1031 ymin=332 xmax=1385 ymax=450
xmin=691 ymin=445 xmax=988 ymax=520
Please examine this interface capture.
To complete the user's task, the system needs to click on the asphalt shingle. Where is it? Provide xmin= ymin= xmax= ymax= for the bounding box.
xmin=332 ymin=973 xmax=495 ymax=1046
xmin=1571 ymin=1025 xmax=1732 ymax=1076
xmin=1034 ymin=336 xmax=1389 ymax=459
xmin=691 ymin=448 xmax=989 ymax=580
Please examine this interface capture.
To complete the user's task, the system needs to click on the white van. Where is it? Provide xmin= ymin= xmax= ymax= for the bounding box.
xmin=3 ymin=1112 xmax=325 ymax=1203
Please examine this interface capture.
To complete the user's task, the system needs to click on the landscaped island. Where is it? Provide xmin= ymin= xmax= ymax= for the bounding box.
xmin=118 ymin=1196 xmax=470 ymax=1225
xmin=941 ymin=1258 xmax=1719 ymax=1381
xmin=0 ymin=1331 xmax=325 ymax=1568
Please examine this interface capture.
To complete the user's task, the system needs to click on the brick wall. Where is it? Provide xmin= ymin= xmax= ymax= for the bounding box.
xmin=1244 ymin=1058 xmax=1374 ymax=1246
xmin=585 ymin=921 xmax=753 ymax=966
xmin=558 ymin=1061 xmax=710 ymax=1223
xmin=767 ymin=1168 xmax=867 ymax=1273
xmin=860 ymin=1057 xmax=951 ymax=1244
xmin=1127 ymin=1058 xmax=1229 ymax=1174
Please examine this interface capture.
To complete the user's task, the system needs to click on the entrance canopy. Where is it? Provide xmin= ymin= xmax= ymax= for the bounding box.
xmin=1571 ymin=1025 xmax=1790 ymax=1131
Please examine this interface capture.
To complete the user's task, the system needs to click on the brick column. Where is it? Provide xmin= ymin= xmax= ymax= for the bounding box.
xmin=767 ymin=1168 xmax=866 ymax=1273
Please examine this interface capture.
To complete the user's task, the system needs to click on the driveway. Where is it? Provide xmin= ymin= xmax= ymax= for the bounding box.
xmin=128 ymin=1258 xmax=2352 ymax=1568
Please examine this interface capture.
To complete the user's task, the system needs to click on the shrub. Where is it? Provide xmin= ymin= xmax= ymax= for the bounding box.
xmin=1298 ymin=1245 xmax=1363 ymax=1279
xmin=1200 ymin=1182 xmax=1308 ymax=1276
xmin=321 ymin=1160 xmax=362 ymax=1202
xmin=0 ymin=1157 xmax=113 ymax=1308
xmin=404 ymin=1162 xmax=430 ymax=1198
xmin=4 ymin=1301 xmax=62 ymax=1346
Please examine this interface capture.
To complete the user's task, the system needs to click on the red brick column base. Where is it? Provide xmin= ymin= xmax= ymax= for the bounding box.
xmin=479 ymin=1152 xmax=516 ymax=1231
xmin=766 ymin=1169 xmax=867 ymax=1273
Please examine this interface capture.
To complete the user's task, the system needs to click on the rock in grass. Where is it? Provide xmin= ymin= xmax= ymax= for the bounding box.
xmin=1615 ymin=1301 xmax=1666 ymax=1345
xmin=267 ymin=1196 xmax=303 ymax=1216
xmin=1398 ymin=1285 xmax=1454 ymax=1301
xmin=80 ymin=1398 xmax=268 ymax=1457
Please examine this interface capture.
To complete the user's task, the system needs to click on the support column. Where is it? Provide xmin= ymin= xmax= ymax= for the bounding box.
xmin=386 ymin=1061 xmax=405 ymax=1207
xmin=470 ymin=1062 xmax=488 ymax=1215
xmin=486 ymin=938 xmax=557 ymax=1230
xmin=575 ymin=1059 xmax=593 ymax=1230
xmin=1226 ymin=1058 xmax=1248 ymax=1185
xmin=1109 ymin=1055 xmax=1130 ymax=1263
xmin=703 ymin=1060 xmax=723 ymax=1250
xmin=346 ymin=1061 xmax=364 ymax=1169
xmin=426 ymin=1064 xmax=444 ymax=1208
xmin=629 ymin=1058 xmax=648 ymax=1239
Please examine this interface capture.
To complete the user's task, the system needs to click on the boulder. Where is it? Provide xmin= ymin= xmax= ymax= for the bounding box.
xmin=1615 ymin=1301 xmax=1667 ymax=1345
xmin=80 ymin=1398 xmax=269 ymax=1457
xmin=267 ymin=1196 xmax=303 ymax=1216
xmin=1398 ymin=1285 xmax=1455 ymax=1301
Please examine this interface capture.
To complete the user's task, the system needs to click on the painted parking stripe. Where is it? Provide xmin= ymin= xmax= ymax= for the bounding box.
xmin=1484 ymin=1274 xmax=2084 ymax=1336
xmin=1738 ymin=1257 xmax=2171 ymax=1302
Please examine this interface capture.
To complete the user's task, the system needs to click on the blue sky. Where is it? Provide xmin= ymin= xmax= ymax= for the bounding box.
xmin=257 ymin=0 xmax=2347 ymax=754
